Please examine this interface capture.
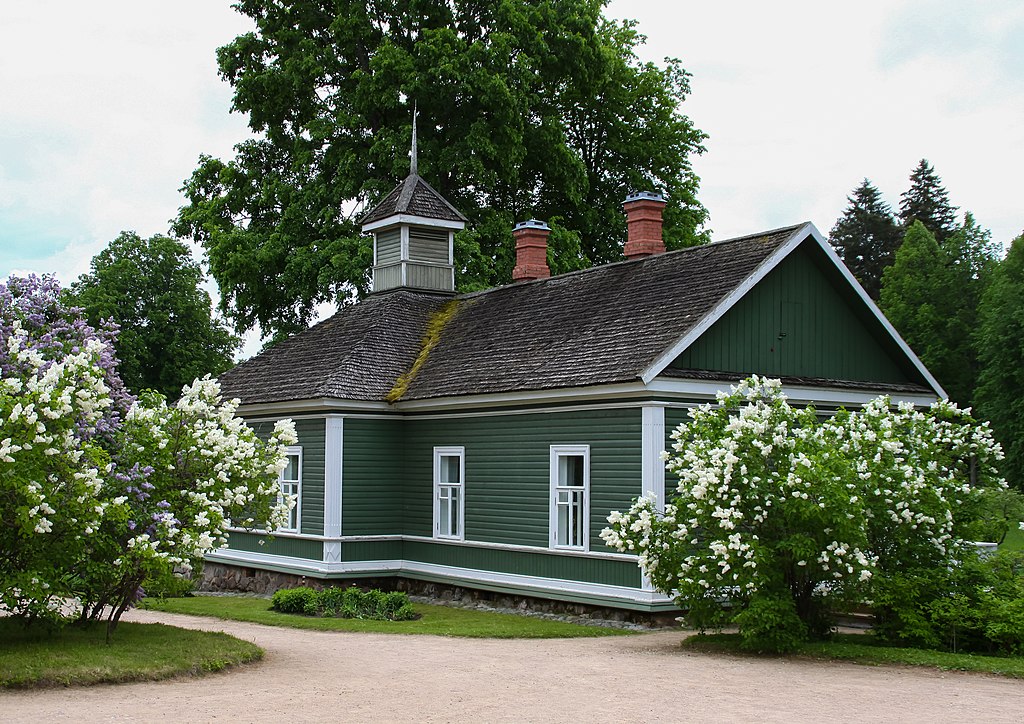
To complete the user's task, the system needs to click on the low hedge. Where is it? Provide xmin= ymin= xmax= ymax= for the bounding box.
xmin=271 ymin=586 xmax=417 ymax=621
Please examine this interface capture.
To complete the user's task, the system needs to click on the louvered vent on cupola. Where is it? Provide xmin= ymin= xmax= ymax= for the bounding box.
xmin=360 ymin=174 xmax=467 ymax=294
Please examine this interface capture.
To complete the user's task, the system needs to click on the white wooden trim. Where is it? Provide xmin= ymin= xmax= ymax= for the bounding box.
xmin=646 ymin=377 xmax=938 ymax=408
xmin=205 ymin=549 xmax=673 ymax=607
xmin=640 ymin=224 xmax=810 ymax=384
xmin=433 ymin=446 xmax=465 ymax=541
xmin=362 ymin=214 xmax=466 ymax=233
xmin=219 ymin=531 xmax=637 ymax=561
xmin=324 ymin=416 xmax=344 ymax=561
xmin=549 ymin=445 xmax=590 ymax=551
xmin=400 ymin=225 xmax=410 ymax=261
xmin=641 ymin=405 xmax=666 ymax=511
xmin=639 ymin=222 xmax=947 ymax=399
xmin=803 ymin=225 xmax=947 ymax=398
xmin=279 ymin=445 xmax=302 ymax=533
xmin=236 ymin=399 xmax=391 ymax=416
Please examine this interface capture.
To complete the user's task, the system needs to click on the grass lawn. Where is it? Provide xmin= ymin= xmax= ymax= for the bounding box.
xmin=1000 ymin=525 xmax=1024 ymax=552
xmin=142 ymin=595 xmax=633 ymax=638
xmin=0 ymin=618 xmax=262 ymax=689
xmin=681 ymin=633 xmax=1024 ymax=679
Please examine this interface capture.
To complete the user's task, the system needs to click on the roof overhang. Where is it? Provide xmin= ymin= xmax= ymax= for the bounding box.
xmin=362 ymin=214 xmax=466 ymax=233
xmin=638 ymin=222 xmax=948 ymax=399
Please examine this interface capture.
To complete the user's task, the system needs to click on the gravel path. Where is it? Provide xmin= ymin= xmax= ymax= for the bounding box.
xmin=3 ymin=609 xmax=1023 ymax=723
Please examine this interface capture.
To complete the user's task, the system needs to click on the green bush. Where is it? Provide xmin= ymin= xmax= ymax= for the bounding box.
xmin=872 ymin=551 xmax=1024 ymax=655
xmin=732 ymin=594 xmax=809 ymax=654
xmin=270 ymin=587 xmax=318 ymax=615
xmin=270 ymin=586 xmax=417 ymax=621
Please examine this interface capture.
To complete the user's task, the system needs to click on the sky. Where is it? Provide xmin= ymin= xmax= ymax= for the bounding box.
xmin=2 ymin=1 xmax=1022 ymax=356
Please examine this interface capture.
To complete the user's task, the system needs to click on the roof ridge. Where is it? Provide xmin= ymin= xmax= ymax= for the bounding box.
xmin=456 ymin=222 xmax=807 ymax=302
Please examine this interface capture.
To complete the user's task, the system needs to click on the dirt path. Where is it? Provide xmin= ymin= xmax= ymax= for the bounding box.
xmin=3 ymin=609 xmax=1023 ymax=723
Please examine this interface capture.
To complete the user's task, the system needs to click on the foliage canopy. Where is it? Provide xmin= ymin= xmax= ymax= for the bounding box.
xmin=173 ymin=0 xmax=709 ymax=340
xmin=68 ymin=232 xmax=239 ymax=400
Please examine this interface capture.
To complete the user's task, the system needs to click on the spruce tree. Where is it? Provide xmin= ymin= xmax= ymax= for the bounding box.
xmin=975 ymin=233 xmax=1024 ymax=490
xmin=829 ymin=179 xmax=901 ymax=300
xmin=899 ymin=159 xmax=959 ymax=242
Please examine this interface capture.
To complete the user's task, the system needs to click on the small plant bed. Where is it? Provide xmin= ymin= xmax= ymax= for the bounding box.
xmin=680 ymin=632 xmax=1024 ymax=679
xmin=0 ymin=618 xmax=263 ymax=689
xmin=271 ymin=586 xmax=418 ymax=620
xmin=141 ymin=594 xmax=633 ymax=639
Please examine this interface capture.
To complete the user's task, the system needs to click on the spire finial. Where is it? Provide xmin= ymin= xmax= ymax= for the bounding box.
xmin=410 ymin=101 xmax=419 ymax=176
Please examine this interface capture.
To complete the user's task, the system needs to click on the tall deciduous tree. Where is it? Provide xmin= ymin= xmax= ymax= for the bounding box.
xmin=975 ymin=233 xmax=1024 ymax=490
xmin=173 ymin=0 xmax=709 ymax=340
xmin=880 ymin=218 xmax=997 ymax=406
xmin=829 ymin=179 xmax=902 ymax=300
xmin=899 ymin=159 xmax=958 ymax=242
xmin=69 ymin=232 xmax=239 ymax=400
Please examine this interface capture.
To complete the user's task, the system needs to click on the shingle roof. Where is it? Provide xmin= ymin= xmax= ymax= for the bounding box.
xmin=400 ymin=225 xmax=800 ymax=400
xmin=219 ymin=224 xmax=805 ymax=406
xmin=218 ymin=291 xmax=450 ymax=404
xmin=361 ymin=173 xmax=468 ymax=225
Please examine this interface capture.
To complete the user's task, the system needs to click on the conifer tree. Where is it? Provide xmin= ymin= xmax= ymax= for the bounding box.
xmin=899 ymin=159 xmax=959 ymax=242
xmin=975 ymin=233 xmax=1024 ymax=490
xmin=829 ymin=179 xmax=901 ymax=300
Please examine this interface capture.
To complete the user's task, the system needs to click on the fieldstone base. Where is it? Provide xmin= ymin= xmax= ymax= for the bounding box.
xmin=200 ymin=562 xmax=681 ymax=627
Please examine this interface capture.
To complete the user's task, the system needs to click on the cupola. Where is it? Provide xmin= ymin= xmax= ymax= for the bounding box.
xmin=361 ymin=115 xmax=467 ymax=294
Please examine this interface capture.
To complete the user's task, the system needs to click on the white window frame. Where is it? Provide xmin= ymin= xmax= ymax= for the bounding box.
xmin=433 ymin=446 xmax=465 ymax=541
xmin=549 ymin=445 xmax=590 ymax=551
xmin=279 ymin=445 xmax=302 ymax=533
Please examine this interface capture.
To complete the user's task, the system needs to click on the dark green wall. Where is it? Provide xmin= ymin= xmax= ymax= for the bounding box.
xmin=226 ymin=531 xmax=322 ymax=560
xmin=401 ymin=408 xmax=643 ymax=552
xmin=250 ymin=417 xmax=325 ymax=537
xmin=672 ymin=245 xmax=920 ymax=384
xmin=343 ymin=417 xmax=404 ymax=535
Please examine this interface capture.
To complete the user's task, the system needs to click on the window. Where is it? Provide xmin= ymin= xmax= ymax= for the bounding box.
xmin=433 ymin=447 xmax=465 ymax=540
xmin=550 ymin=445 xmax=589 ymax=550
xmin=279 ymin=446 xmax=302 ymax=532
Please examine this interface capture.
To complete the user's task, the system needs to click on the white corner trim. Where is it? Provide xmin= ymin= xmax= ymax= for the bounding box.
xmin=641 ymin=405 xmax=666 ymax=511
xmin=640 ymin=224 xmax=812 ymax=384
xmin=324 ymin=417 xmax=344 ymax=540
xmin=803 ymin=226 xmax=948 ymax=399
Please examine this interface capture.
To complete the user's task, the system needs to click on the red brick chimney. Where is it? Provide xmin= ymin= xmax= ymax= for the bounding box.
xmin=623 ymin=192 xmax=667 ymax=259
xmin=512 ymin=219 xmax=551 ymax=282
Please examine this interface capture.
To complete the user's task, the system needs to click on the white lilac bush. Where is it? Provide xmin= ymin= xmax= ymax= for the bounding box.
xmin=0 ymin=274 xmax=294 ymax=633
xmin=601 ymin=376 xmax=1006 ymax=651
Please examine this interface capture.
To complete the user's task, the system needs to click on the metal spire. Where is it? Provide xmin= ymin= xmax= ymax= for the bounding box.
xmin=410 ymin=101 xmax=419 ymax=176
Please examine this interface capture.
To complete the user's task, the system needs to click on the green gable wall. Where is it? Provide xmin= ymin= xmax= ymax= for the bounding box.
xmin=671 ymin=245 xmax=921 ymax=384
xmin=342 ymin=417 xmax=404 ymax=535
xmin=401 ymin=408 xmax=642 ymax=552
xmin=249 ymin=417 xmax=325 ymax=537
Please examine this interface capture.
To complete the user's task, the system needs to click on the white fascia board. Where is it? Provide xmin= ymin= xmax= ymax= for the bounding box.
xmin=639 ymin=222 xmax=947 ymax=400
xmin=640 ymin=223 xmax=811 ymax=384
xmin=362 ymin=214 xmax=466 ymax=233
xmin=393 ymin=381 xmax=651 ymax=412
xmin=647 ymin=377 xmax=938 ymax=408
xmin=803 ymin=225 xmax=948 ymax=399
xmin=235 ymin=398 xmax=392 ymax=416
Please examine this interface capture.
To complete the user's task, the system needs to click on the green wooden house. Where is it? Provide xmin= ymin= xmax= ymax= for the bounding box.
xmin=208 ymin=172 xmax=945 ymax=612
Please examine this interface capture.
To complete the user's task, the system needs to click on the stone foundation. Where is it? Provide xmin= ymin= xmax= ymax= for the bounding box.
xmin=200 ymin=562 xmax=681 ymax=627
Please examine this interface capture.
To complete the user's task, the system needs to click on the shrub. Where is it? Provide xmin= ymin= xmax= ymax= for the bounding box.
xmin=872 ymin=551 xmax=1024 ymax=655
xmin=271 ymin=587 xmax=318 ymax=615
xmin=602 ymin=376 xmax=1006 ymax=652
xmin=271 ymin=586 xmax=416 ymax=621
